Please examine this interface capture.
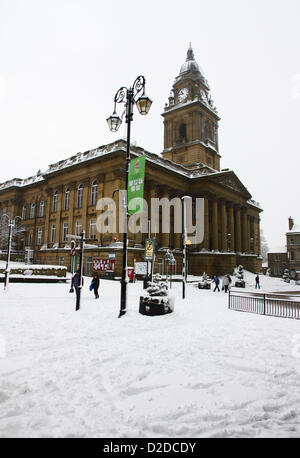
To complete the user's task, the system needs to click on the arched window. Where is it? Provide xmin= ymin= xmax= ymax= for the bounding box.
xmin=77 ymin=184 xmax=83 ymax=208
xmin=64 ymin=187 xmax=70 ymax=210
xmin=179 ymin=123 xmax=187 ymax=140
xmin=39 ymin=201 xmax=45 ymax=217
xmin=22 ymin=205 xmax=27 ymax=220
xmin=53 ymin=190 xmax=58 ymax=212
xmin=91 ymin=180 xmax=98 ymax=206
xmin=30 ymin=203 xmax=36 ymax=219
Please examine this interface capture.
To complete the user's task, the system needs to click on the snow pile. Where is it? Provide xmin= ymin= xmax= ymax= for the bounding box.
xmin=0 ymin=272 xmax=300 ymax=438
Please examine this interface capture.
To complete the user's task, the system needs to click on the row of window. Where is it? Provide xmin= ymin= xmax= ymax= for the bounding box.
xmin=288 ymin=238 xmax=300 ymax=245
xmin=22 ymin=180 xmax=99 ymax=220
xmin=26 ymin=219 xmax=97 ymax=246
xmin=53 ymin=181 xmax=98 ymax=212
xmin=289 ymin=251 xmax=300 ymax=262
xmin=22 ymin=201 xmax=45 ymax=219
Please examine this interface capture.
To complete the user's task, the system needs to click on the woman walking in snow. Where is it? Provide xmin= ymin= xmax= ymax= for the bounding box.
xmin=222 ymin=274 xmax=230 ymax=293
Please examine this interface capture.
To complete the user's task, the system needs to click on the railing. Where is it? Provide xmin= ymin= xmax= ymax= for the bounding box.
xmin=228 ymin=290 xmax=300 ymax=320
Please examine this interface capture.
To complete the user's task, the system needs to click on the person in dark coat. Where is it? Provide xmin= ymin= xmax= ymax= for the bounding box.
xmin=212 ymin=276 xmax=220 ymax=292
xmin=255 ymin=274 xmax=260 ymax=289
xmin=91 ymin=273 xmax=100 ymax=298
xmin=72 ymin=270 xmax=81 ymax=300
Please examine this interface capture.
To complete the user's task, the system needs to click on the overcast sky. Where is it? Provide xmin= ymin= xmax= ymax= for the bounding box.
xmin=0 ymin=0 xmax=299 ymax=251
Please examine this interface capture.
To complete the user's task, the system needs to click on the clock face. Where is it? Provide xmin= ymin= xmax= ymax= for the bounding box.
xmin=178 ymin=88 xmax=189 ymax=101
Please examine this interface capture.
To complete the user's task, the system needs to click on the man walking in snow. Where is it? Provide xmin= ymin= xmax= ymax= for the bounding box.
xmin=91 ymin=273 xmax=100 ymax=299
xmin=212 ymin=275 xmax=220 ymax=292
xmin=72 ymin=270 xmax=83 ymax=301
xmin=255 ymin=274 xmax=260 ymax=289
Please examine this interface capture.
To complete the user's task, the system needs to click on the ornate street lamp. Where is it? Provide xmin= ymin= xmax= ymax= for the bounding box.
xmin=107 ymin=75 xmax=152 ymax=318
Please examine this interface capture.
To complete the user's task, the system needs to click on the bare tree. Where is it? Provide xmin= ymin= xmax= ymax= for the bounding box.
xmin=0 ymin=215 xmax=26 ymax=253
xmin=260 ymin=228 xmax=269 ymax=263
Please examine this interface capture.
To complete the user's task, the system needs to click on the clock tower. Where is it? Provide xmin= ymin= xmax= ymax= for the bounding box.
xmin=162 ymin=44 xmax=221 ymax=171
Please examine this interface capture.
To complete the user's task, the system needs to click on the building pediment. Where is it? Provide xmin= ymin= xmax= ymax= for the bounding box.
xmin=210 ymin=171 xmax=252 ymax=199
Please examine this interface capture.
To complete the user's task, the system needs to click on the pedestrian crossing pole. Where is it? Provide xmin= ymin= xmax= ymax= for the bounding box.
xmin=76 ymin=230 xmax=85 ymax=311
xmin=181 ymin=196 xmax=191 ymax=299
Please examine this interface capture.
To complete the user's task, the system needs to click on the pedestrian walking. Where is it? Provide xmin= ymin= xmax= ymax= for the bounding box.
xmin=90 ymin=273 xmax=100 ymax=298
xmin=212 ymin=275 xmax=220 ymax=292
xmin=72 ymin=270 xmax=83 ymax=301
xmin=222 ymin=274 xmax=230 ymax=293
xmin=255 ymin=274 xmax=260 ymax=289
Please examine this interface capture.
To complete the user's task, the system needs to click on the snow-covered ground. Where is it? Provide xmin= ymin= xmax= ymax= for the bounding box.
xmin=1 ymin=272 xmax=300 ymax=438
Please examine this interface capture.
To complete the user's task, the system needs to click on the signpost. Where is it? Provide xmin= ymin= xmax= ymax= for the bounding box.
xmin=67 ymin=232 xmax=85 ymax=311
xmin=145 ymin=237 xmax=156 ymax=282
xmin=69 ymin=240 xmax=76 ymax=293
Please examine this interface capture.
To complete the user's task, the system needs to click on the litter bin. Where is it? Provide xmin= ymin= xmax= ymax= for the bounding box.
xmin=105 ymin=271 xmax=114 ymax=280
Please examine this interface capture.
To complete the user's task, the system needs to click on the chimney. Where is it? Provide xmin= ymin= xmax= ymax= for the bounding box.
xmin=288 ymin=216 xmax=294 ymax=231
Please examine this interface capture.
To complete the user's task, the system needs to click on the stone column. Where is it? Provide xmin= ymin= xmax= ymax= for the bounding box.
xmin=55 ymin=185 xmax=63 ymax=244
xmin=44 ymin=188 xmax=52 ymax=243
xmin=81 ymin=178 xmax=90 ymax=234
xmin=96 ymin=174 xmax=105 ymax=245
xmin=235 ymin=206 xmax=242 ymax=253
xmin=159 ymin=185 xmax=170 ymax=249
xmin=203 ymin=196 xmax=210 ymax=250
xmin=242 ymin=210 xmax=248 ymax=253
xmin=68 ymin=182 xmax=76 ymax=237
xmin=257 ymin=217 xmax=261 ymax=255
xmin=228 ymin=204 xmax=235 ymax=252
xmin=212 ymin=198 xmax=219 ymax=250
xmin=247 ymin=216 xmax=251 ymax=253
xmin=220 ymin=199 xmax=227 ymax=251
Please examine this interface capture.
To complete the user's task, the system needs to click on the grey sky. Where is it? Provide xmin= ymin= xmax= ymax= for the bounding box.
xmin=0 ymin=0 xmax=299 ymax=251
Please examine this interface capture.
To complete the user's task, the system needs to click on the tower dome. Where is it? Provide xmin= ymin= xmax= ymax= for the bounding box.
xmin=179 ymin=44 xmax=203 ymax=75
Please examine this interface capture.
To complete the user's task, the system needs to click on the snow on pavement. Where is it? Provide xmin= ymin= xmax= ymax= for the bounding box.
xmin=0 ymin=272 xmax=300 ymax=438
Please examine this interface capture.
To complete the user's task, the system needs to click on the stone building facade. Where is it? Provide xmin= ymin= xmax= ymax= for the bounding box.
xmin=0 ymin=46 xmax=262 ymax=277
xmin=267 ymin=217 xmax=300 ymax=279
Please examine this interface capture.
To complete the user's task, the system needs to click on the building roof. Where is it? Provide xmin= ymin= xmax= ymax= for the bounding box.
xmin=0 ymin=138 xmax=262 ymax=211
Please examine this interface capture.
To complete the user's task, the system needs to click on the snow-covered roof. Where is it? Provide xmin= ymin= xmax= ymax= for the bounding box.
xmin=268 ymin=246 xmax=287 ymax=254
xmin=287 ymin=222 xmax=300 ymax=234
xmin=0 ymin=173 xmax=44 ymax=191
xmin=0 ymin=139 xmax=260 ymax=208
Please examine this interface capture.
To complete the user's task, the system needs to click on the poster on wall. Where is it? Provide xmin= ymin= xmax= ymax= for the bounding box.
xmin=93 ymin=259 xmax=115 ymax=272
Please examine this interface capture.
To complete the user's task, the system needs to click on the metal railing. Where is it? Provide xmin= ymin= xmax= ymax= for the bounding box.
xmin=228 ymin=290 xmax=300 ymax=320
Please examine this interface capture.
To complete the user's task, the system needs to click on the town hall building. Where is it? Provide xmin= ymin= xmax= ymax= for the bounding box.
xmin=0 ymin=45 xmax=263 ymax=277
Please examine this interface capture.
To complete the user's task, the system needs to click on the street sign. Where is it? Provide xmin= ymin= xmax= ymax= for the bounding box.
xmin=66 ymin=234 xmax=82 ymax=240
xmin=145 ymin=238 xmax=155 ymax=260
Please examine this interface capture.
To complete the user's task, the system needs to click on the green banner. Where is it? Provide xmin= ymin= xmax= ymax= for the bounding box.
xmin=128 ymin=156 xmax=146 ymax=215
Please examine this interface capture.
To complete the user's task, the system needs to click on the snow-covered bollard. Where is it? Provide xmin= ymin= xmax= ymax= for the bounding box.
xmin=198 ymin=272 xmax=211 ymax=289
xmin=139 ymin=275 xmax=174 ymax=316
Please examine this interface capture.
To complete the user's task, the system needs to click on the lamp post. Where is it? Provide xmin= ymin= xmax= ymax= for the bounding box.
xmin=1 ymin=214 xmax=22 ymax=289
xmin=181 ymin=196 xmax=192 ymax=299
xmin=107 ymin=76 xmax=152 ymax=318
xmin=185 ymin=239 xmax=192 ymax=283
